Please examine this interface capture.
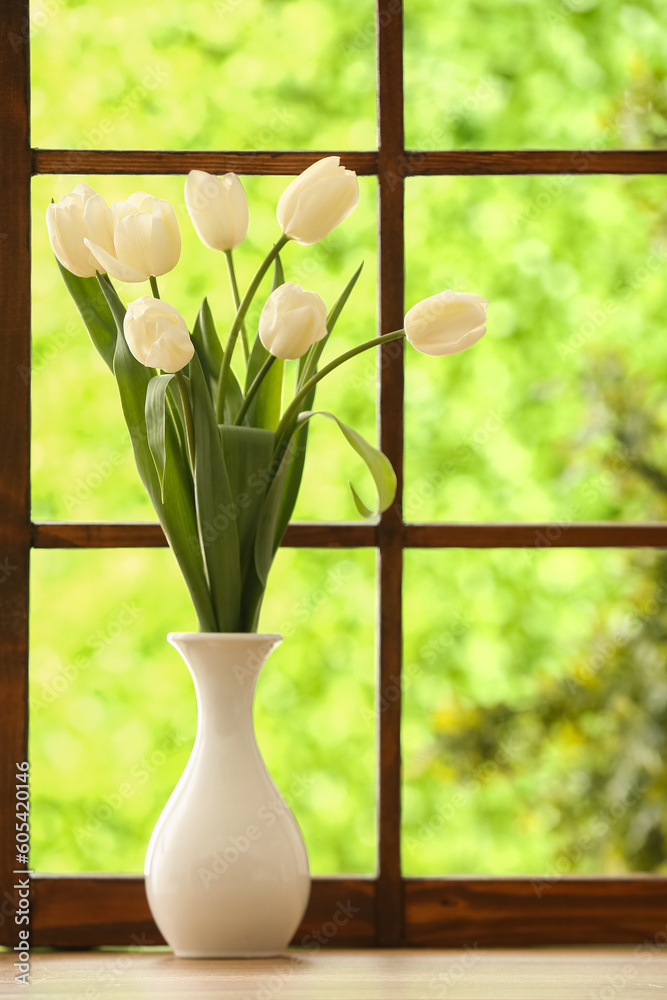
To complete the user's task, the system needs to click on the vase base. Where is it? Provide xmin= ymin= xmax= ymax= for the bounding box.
xmin=174 ymin=950 xmax=287 ymax=960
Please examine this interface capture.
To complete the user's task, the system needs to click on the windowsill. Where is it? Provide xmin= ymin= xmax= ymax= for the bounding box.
xmin=2 ymin=946 xmax=664 ymax=998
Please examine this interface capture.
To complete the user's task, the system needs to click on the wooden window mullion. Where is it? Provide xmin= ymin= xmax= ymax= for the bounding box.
xmin=376 ymin=0 xmax=405 ymax=947
xmin=0 ymin=0 xmax=32 ymax=948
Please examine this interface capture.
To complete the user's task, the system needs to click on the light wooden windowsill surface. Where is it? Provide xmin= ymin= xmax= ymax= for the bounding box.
xmin=1 ymin=947 xmax=666 ymax=999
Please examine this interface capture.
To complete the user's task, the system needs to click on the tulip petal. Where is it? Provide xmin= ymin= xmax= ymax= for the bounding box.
xmin=226 ymin=174 xmax=249 ymax=247
xmin=411 ymin=323 xmax=486 ymax=357
xmin=83 ymin=194 xmax=115 ymax=256
xmin=145 ymin=328 xmax=194 ymax=373
xmin=85 ymin=238 xmax=147 ymax=283
xmin=72 ymin=182 xmax=99 ymax=201
xmin=49 ymin=206 xmax=99 ymax=277
xmin=113 ymin=214 xmax=155 ymax=280
xmin=127 ymin=191 xmax=157 ymax=211
xmin=284 ymin=173 xmax=359 ymax=246
xmin=405 ymin=291 xmax=488 ymax=356
xmin=277 ymin=158 xmax=342 ymax=235
xmin=149 ymin=202 xmax=181 ymax=276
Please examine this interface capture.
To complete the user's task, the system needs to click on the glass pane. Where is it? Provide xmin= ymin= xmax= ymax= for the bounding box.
xmin=405 ymin=0 xmax=667 ymax=150
xmin=32 ymin=174 xmax=377 ymax=521
xmin=31 ymin=0 xmax=376 ymax=150
xmin=405 ymin=175 xmax=667 ymax=522
xmin=402 ymin=548 xmax=667 ymax=875
xmin=30 ymin=547 xmax=375 ymax=874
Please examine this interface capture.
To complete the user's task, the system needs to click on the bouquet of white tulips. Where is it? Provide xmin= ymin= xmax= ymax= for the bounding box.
xmin=47 ymin=156 xmax=487 ymax=632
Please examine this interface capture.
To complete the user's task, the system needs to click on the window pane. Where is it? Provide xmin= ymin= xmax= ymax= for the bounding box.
xmin=30 ymin=547 xmax=376 ymax=874
xmin=405 ymin=175 xmax=667 ymax=522
xmin=32 ymin=174 xmax=377 ymax=521
xmin=402 ymin=548 xmax=667 ymax=875
xmin=31 ymin=0 xmax=376 ymax=150
xmin=405 ymin=0 xmax=667 ymax=150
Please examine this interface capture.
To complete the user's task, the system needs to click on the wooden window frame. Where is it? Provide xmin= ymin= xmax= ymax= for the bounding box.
xmin=3 ymin=0 xmax=667 ymax=950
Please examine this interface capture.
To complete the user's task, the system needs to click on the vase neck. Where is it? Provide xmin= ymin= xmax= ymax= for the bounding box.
xmin=168 ymin=633 xmax=282 ymax=732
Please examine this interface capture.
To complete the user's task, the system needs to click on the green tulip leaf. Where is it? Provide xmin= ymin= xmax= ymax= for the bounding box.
xmin=198 ymin=297 xmax=223 ymax=373
xmin=56 ymin=260 xmax=117 ymax=371
xmin=97 ymin=276 xmax=218 ymax=633
xmin=145 ymin=373 xmax=176 ymax=501
xmin=294 ymin=410 xmax=396 ymax=519
xmin=191 ymin=297 xmax=224 ymax=401
xmin=219 ymin=424 xmax=275 ymax=580
xmin=243 ymin=336 xmax=284 ymax=430
xmin=221 ymin=364 xmax=245 ymax=425
xmin=271 ymin=253 xmax=285 ymax=293
xmin=254 ymin=435 xmax=295 ymax=588
xmin=190 ymin=353 xmax=241 ymax=631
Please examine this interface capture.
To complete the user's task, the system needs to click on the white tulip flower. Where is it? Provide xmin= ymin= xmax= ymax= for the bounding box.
xmin=85 ymin=192 xmax=181 ymax=283
xmin=123 ymin=296 xmax=194 ymax=372
xmin=405 ymin=291 xmax=488 ymax=357
xmin=46 ymin=183 xmax=115 ymax=278
xmin=277 ymin=156 xmax=359 ymax=246
xmin=259 ymin=282 xmax=328 ymax=360
xmin=185 ymin=170 xmax=249 ymax=252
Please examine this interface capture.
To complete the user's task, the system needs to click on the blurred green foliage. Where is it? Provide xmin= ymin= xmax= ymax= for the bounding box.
xmin=29 ymin=0 xmax=667 ymax=875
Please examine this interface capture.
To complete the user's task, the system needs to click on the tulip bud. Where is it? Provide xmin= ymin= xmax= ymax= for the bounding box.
xmin=404 ymin=291 xmax=488 ymax=357
xmin=85 ymin=192 xmax=181 ymax=283
xmin=277 ymin=156 xmax=359 ymax=246
xmin=259 ymin=282 xmax=328 ymax=360
xmin=184 ymin=170 xmax=249 ymax=252
xmin=46 ymin=183 xmax=115 ymax=278
xmin=123 ymin=297 xmax=194 ymax=372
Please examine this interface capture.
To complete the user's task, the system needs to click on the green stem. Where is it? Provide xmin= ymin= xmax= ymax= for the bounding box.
xmin=149 ymin=275 xmax=160 ymax=298
xmin=273 ymin=329 xmax=405 ymax=452
xmin=234 ymin=354 xmax=276 ymax=426
xmin=176 ymin=370 xmax=195 ymax=469
xmin=216 ymin=234 xmax=290 ymax=422
xmin=224 ymin=250 xmax=249 ymax=364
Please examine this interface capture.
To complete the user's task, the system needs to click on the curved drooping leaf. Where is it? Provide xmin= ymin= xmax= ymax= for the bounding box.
xmin=294 ymin=411 xmax=396 ymax=519
xmin=56 ymin=260 xmax=117 ymax=371
xmin=146 ymin=373 xmax=176 ymax=500
xmin=97 ymin=276 xmax=217 ymax=633
xmin=190 ymin=353 xmax=241 ymax=631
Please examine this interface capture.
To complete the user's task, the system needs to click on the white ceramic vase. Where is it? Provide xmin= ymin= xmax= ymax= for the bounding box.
xmin=144 ymin=632 xmax=310 ymax=958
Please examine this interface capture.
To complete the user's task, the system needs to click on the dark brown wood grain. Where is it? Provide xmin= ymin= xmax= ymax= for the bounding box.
xmin=376 ymin=0 xmax=406 ymax=949
xmin=404 ymin=878 xmax=667 ymax=947
xmin=33 ymin=148 xmax=667 ymax=179
xmin=31 ymin=875 xmax=375 ymax=948
xmin=0 ymin=0 xmax=31 ymax=949
xmin=33 ymin=149 xmax=379 ymax=177
xmin=30 ymin=875 xmax=667 ymax=948
xmin=405 ymin=522 xmax=667 ymax=548
xmin=32 ymin=521 xmax=667 ymax=550
xmin=404 ymin=149 xmax=667 ymax=175
xmin=31 ymin=521 xmax=378 ymax=549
